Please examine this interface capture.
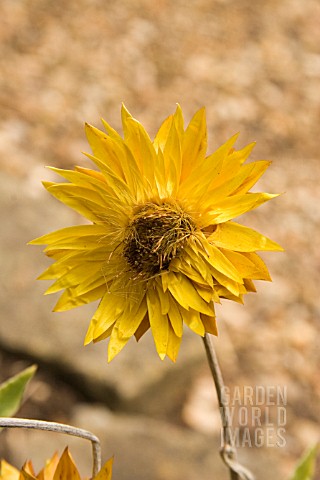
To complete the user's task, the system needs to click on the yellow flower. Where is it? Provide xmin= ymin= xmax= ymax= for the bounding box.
xmin=30 ymin=105 xmax=282 ymax=362
xmin=0 ymin=448 xmax=113 ymax=479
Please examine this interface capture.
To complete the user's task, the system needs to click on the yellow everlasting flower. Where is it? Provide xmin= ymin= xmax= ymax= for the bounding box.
xmin=30 ymin=105 xmax=282 ymax=362
xmin=0 ymin=448 xmax=113 ymax=479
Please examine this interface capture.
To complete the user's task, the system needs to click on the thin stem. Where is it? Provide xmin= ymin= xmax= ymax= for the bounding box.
xmin=0 ymin=417 xmax=101 ymax=478
xmin=202 ymin=334 xmax=255 ymax=480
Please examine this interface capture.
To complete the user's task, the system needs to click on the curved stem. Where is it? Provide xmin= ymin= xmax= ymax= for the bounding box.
xmin=0 ymin=417 xmax=101 ymax=478
xmin=202 ymin=334 xmax=255 ymax=480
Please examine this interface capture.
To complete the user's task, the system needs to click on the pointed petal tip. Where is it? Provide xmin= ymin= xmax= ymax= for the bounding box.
xmin=107 ymin=349 xmax=120 ymax=363
xmin=84 ymin=122 xmax=94 ymax=132
xmin=121 ymin=102 xmax=131 ymax=117
xmin=107 ymin=347 xmax=114 ymax=363
xmin=52 ymin=304 xmax=62 ymax=312
xmin=159 ymin=353 xmax=166 ymax=360
xmin=232 ymin=131 xmax=241 ymax=141
xmin=269 ymin=241 xmax=284 ymax=252
xmin=27 ymin=239 xmax=37 ymax=245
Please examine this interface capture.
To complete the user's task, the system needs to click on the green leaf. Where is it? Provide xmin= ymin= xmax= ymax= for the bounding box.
xmin=0 ymin=364 xmax=37 ymax=417
xmin=289 ymin=443 xmax=319 ymax=480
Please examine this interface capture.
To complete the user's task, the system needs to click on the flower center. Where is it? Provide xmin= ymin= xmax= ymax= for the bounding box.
xmin=123 ymin=203 xmax=195 ymax=277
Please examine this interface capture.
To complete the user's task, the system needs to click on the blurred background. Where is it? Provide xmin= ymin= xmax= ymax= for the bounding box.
xmin=0 ymin=0 xmax=319 ymax=478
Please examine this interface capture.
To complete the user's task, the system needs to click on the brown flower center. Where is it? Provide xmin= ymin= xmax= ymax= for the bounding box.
xmin=123 ymin=203 xmax=195 ymax=277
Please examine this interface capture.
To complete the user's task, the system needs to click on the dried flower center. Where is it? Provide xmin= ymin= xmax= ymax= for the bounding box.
xmin=123 ymin=203 xmax=195 ymax=277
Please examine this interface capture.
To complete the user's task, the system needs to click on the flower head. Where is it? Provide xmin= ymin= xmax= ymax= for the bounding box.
xmin=30 ymin=105 xmax=282 ymax=361
xmin=0 ymin=448 xmax=113 ymax=480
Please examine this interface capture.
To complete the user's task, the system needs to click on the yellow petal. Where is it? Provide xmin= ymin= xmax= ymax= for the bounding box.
xmin=75 ymin=275 xmax=107 ymax=297
xmin=202 ymin=192 xmax=279 ymax=226
xmin=121 ymin=107 xmax=158 ymax=197
xmin=171 ymin=257 xmax=209 ymax=287
xmin=215 ymin=285 xmax=244 ymax=303
xmin=167 ymin=272 xmax=215 ymax=315
xmin=208 ymin=266 xmax=243 ymax=297
xmin=233 ymin=160 xmax=271 ymax=195
xmin=194 ymin=283 xmax=219 ymax=303
xmin=178 ymin=133 xmax=238 ymax=203
xmin=48 ymin=166 xmax=108 ymax=192
xmin=181 ymin=307 xmax=205 ymax=336
xmin=147 ymin=287 xmax=169 ymax=359
xmin=93 ymin=324 xmax=114 ymax=344
xmin=75 ymin=165 xmax=107 ymax=183
xmin=161 ymin=271 xmax=170 ymax=292
xmin=0 ymin=460 xmax=20 ymax=480
xmin=220 ymin=249 xmax=266 ymax=279
xmin=44 ymin=263 xmax=102 ymax=295
xmin=85 ymin=126 xmax=147 ymax=203
xmin=52 ymin=448 xmax=81 ymax=480
xmin=117 ymin=296 xmax=148 ymax=338
xmin=53 ymin=285 xmax=106 ymax=312
xmin=153 ymin=104 xmax=184 ymax=153
xmin=46 ymin=168 xmax=130 ymax=222
xmin=153 ymin=113 xmax=173 ymax=153
xmin=243 ymin=278 xmax=257 ymax=292
xmin=84 ymin=316 xmax=98 ymax=345
xmin=208 ymin=142 xmax=255 ymax=190
xmin=155 ymin=280 xmax=170 ymax=314
xmin=93 ymin=457 xmax=114 ymax=480
xmin=220 ymin=249 xmax=273 ymax=281
xmin=208 ymin=221 xmax=283 ymax=252
xmin=184 ymin=244 xmax=214 ymax=286
xmin=242 ymin=252 xmax=272 ymax=281
xmin=83 ymin=152 xmax=134 ymax=206
xmin=162 ymin=120 xmax=182 ymax=196
xmin=91 ymin=293 xmax=124 ymax=340
xmin=39 ymin=247 xmax=114 ymax=281
xmin=134 ymin=315 xmax=150 ymax=341
xmin=37 ymin=452 xmax=60 ymax=480
xmin=166 ymin=323 xmax=182 ymax=362
xmin=201 ymin=161 xmax=263 ymax=209
xmin=29 ymin=224 xmax=108 ymax=246
xmin=44 ymin=183 xmax=108 ymax=224
xmin=201 ymin=313 xmax=218 ymax=336
xmin=108 ymin=323 xmax=131 ymax=362
xmin=20 ymin=470 xmax=37 ymax=480
xmin=173 ymin=104 xmax=185 ymax=137
xmin=197 ymin=238 xmax=243 ymax=283
xmin=167 ymin=294 xmax=183 ymax=337
xmin=101 ymin=115 xmax=124 ymax=139
xmin=85 ymin=123 xmax=125 ymax=179
xmin=181 ymin=107 xmax=207 ymax=181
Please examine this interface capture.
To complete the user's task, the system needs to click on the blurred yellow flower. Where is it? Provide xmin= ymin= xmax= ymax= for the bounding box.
xmin=30 ymin=105 xmax=282 ymax=361
xmin=0 ymin=448 xmax=113 ymax=479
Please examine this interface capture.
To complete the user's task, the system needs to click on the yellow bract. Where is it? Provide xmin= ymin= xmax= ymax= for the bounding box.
xmin=0 ymin=449 xmax=113 ymax=480
xmin=30 ymin=105 xmax=283 ymax=362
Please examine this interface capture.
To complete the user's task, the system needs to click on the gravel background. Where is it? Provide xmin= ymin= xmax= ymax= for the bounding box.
xmin=0 ymin=1 xmax=319 ymax=479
